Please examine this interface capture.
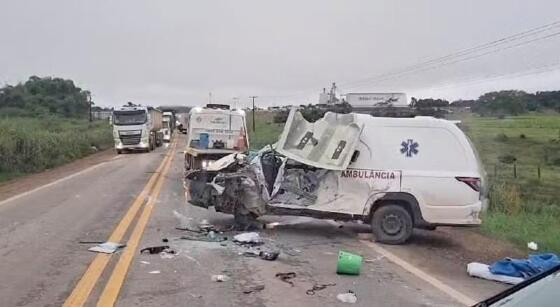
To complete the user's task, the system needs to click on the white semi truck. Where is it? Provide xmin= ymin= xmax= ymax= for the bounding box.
xmin=112 ymin=106 xmax=164 ymax=154
xmin=162 ymin=111 xmax=175 ymax=142
xmin=184 ymin=104 xmax=249 ymax=170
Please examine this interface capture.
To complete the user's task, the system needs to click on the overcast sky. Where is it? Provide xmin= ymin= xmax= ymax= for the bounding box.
xmin=1 ymin=0 xmax=560 ymax=107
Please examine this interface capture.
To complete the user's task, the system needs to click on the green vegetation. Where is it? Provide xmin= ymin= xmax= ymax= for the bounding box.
xmin=0 ymin=76 xmax=112 ymax=183
xmin=0 ymin=76 xmax=91 ymax=117
xmin=0 ymin=117 xmax=113 ymax=182
xmin=246 ymin=111 xmax=284 ymax=150
xmin=459 ymin=114 xmax=560 ymax=253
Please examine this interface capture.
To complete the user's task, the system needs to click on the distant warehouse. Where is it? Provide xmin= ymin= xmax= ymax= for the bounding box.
xmin=344 ymin=92 xmax=407 ymax=110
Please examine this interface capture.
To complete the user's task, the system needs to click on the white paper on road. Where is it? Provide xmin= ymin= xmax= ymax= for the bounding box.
xmin=88 ymin=242 xmax=126 ymax=254
xmin=467 ymin=262 xmax=524 ymax=285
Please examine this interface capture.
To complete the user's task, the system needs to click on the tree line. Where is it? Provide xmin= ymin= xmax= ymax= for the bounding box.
xmin=0 ymin=76 xmax=91 ymax=118
xmin=412 ymin=90 xmax=560 ymax=116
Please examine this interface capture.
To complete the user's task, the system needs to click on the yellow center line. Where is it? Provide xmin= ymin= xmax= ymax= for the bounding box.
xmin=97 ymin=140 xmax=177 ymax=306
xmin=63 ymin=141 xmax=176 ymax=307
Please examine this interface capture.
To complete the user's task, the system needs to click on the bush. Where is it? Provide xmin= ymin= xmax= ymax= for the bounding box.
xmin=519 ymin=134 xmax=526 ymax=139
xmin=272 ymin=111 xmax=289 ymax=123
xmin=495 ymin=133 xmax=509 ymax=142
xmin=489 ymin=182 xmax=522 ymax=215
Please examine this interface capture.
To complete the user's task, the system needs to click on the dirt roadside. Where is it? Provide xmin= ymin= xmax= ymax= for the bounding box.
xmin=0 ymin=149 xmax=117 ymax=202
xmin=357 ymin=226 xmax=527 ymax=301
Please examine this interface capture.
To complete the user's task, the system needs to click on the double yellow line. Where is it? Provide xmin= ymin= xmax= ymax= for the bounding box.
xmin=64 ymin=140 xmax=177 ymax=307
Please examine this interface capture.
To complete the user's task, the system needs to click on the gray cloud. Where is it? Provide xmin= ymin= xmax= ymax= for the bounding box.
xmin=1 ymin=0 xmax=559 ymax=107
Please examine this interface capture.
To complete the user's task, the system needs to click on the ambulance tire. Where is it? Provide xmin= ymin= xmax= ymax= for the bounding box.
xmin=371 ymin=204 xmax=413 ymax=245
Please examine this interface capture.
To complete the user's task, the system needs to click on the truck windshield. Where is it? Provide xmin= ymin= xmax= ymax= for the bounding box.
xmin=113 ymin=111 xmax=147 ymax=125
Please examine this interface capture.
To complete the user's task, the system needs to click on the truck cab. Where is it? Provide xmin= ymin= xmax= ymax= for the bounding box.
xmin=184 ymin=104 xmax=249 ymax=170
xmin=162 ymin=111 xmax=174 ymax=142
xmin=112 ymin=106 xmax=163 ymax=153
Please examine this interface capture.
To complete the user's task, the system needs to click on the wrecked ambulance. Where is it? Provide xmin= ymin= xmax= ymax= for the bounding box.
xmin=184 ymin=109 xmax=485 ymax=244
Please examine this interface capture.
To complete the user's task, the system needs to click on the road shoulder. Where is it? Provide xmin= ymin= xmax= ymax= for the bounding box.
xmin=0 ymin=149 xmax=117 ymax=202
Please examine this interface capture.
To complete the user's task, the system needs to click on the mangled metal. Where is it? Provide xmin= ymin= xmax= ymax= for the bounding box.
xmin=275 ymin=110 xmax=363 ymax=171
xmin=184 ymin=108 xmax=402 ymax=222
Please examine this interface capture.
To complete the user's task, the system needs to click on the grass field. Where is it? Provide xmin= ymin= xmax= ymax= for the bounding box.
xmin=458 ymin=114 xmax=560 ymax=253
xmin=246 ymin=111 xmax=284 ymax=150
xmin=0 ymin=117 xmax=113 ymax=182
xmin=248 ymin=110 xmax=560 ymax=253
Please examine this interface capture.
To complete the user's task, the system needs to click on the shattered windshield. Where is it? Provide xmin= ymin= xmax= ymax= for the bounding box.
xmin=113 ymin=110 xmax=147 ymax=125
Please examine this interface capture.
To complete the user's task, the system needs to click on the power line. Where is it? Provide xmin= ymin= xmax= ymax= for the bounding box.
xmin=340 ymin=20 xmax=560 ymax=90
xmin=415 ymin=62 xmax=560 ymax=92
xmin=346 ymin=30 xmax=560 ymax=91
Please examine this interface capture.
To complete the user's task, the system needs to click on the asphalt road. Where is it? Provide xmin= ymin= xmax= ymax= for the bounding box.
xmin=0 ymin=136 xmax=510 ymax=307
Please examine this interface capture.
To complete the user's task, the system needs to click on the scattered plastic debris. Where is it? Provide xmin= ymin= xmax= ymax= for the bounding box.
xmin=149 ymin=270 xmax=160 ymax=274
xmin=275 ymin=272 xmax=296 ymax=286
xmin=88 ymin=242 xmax=126 ymax=254
xmin=364 ymin=256 xmax=384 ymax=263
xmin=528 ymin=242 xmax=538 ymax=251
xmin=211 ymin=274 xmax=230 ymax=282
xmin=140 ymin=245 xmax=174 ymax=254
xmin=336 ymin=291 xmax=357 ymax=304
xmin=160 ymin=251 xmax=175 ymax=259
xmin=233 ymin=232 xmax=263 ymax=245
xmin=259 ymin=251 xmax=280 ymax=261
xmin=79 ymin=240 xmax=105 ymax=244
xmin=140 ymin=261 xmax=150 ymax=265
xmin=265 ymin=222 xmax=281 ymax=229
xmin=306 ymin=283 xmax=336 ymax=295
xmin=243 ymin=284 xmax=265 ymax=294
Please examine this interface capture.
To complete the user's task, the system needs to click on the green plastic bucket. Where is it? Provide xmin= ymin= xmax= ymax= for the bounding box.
xmin=336 ymin=251 xmax=363 ymax=275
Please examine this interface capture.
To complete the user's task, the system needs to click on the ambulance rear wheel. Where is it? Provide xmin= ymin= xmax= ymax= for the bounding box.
xmin=371 ymin=204 xmax=413 ymax=245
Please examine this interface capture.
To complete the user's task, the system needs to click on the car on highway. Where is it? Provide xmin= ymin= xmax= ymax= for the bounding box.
xmin=185 ymin=108 xmax=486 ymax=244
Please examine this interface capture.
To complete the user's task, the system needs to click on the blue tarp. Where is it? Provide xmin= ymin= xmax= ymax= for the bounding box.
xmin=489 ymin=253 xmax=560 ymax=279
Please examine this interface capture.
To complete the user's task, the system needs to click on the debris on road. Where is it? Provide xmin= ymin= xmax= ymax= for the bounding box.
xmin=233 ymin=232 xmax=263 ymax=245
xmin=148 ymin=270 xmax=161 ymax=274
xmin=306 ymin=283 xmax=336 ymax=295
xmin=336 ymin=251 xmax=363 ymax=275
xmin=242 ymin=284 xmax=265 ymax=294
xmin=79 ymin=240 xmax=105 ymax=244
xmin=140 ymin=261 xmax=150 ymax=265
xmin=140 ymin=245 xmax=174 ymax=254
xmin=173 ymin=210 xmax=202 ymax=232
xmin=211 ymin=274 xmax=230 ymax=282
xmin=275 ymin=272 xmax=296 ymax=286
xmin=527 ymin=241 xmax=538 ymax=251
xmin=88 ymin=242 xmax=126 ymax=254
xmin=160 ymin=251 xmax=175 ymax=259
xmin=467 ymin=262 xmax=524 ymax=285
xmin=259 ymin=250 xmax=280 ymax=261
xmin=336 ymin=291 xmax=357 ymax=304
xmin=162 ymin=238 xmax=169 ymax=243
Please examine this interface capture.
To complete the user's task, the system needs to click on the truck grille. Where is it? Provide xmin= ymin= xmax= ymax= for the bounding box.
xmin=120 ymin=132 xmax=142 ymax=145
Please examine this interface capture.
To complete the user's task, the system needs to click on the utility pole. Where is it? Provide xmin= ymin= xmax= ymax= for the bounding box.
xmin=249 ymin=96 xmax=257 ymax=132
xmin=87 ymin=92 xmax=92 ymax=122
